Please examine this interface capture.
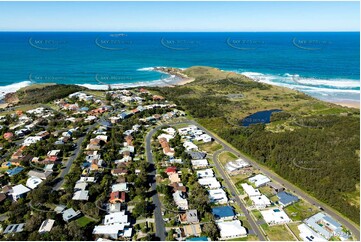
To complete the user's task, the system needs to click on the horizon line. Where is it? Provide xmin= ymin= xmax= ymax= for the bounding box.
xmin=0 ymin=30 xmax=360 ymax=33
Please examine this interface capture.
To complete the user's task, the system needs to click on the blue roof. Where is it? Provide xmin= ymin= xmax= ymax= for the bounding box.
xmin=6 ymin=167 xmax=24 ymax=176
xmin=212 ymin=206 xmax=235 ymax=219
xmin=277 ymin=191 xmax=299 ymax=206
xmin=186 ymin=237 xmax=209 ymax=241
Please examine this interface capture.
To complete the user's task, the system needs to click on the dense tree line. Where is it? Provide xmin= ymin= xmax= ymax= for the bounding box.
xmin=16 ymin=85 xmax=85 ymax=104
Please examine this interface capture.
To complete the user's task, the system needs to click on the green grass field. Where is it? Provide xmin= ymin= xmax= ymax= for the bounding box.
xmin=284 ymin=200 xmax=318 ymax=221
xmin=261 ymin=224 xmax=296 ymax=241
xmin=198 ymin=141 xmax=222 ymax=154
xmin=219 ymin=151 xmax=238 ymax=166
xmin=76 ymin=216 xmax=94 ymax=227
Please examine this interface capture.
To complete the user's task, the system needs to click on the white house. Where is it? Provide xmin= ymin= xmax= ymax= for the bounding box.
xmin=196 ymin=169 xmax=214 ymax=178
xmin=208 ymin=189 xmax=228 ymax=204
xmin=93 ymin=211 xmax=132 ymax=239
xmin=11 ymin=184 xmax=31 ymax=201
xmin=198 ymin=177 xmax=221 ymax=189
xmin=38 ymin=219 xmax=55 ymax=233
xmin=217 ymin=220 xmax=247 ymax=239
xmin=298 ymin=223 xmax=327 ymax=242
xmin=26 ymin=176 xmax=43 ymax=190
xmin=241 ymin=183 xmax=261 ymax=197
xmin=225 ymin=159 xmax=250 ymax=173
xmin=72 ymin=190 xmax=89 ymax=201
xmin=261 ymin=209 xmax=291 ymax=225
xmin=183 ymin=141 xmax=198 ymax=151
xmin=250 ymin=195 xmax=271 ymax=209
xmin=191 ymin=159 xmax=208 ymax=169
xmin=173 ymin=191 xmax=189 ymax=210
xmin=111 ymin=183 xmax=128 ymax=192
xmin=248 ymin=174 xmax=271 ymax=187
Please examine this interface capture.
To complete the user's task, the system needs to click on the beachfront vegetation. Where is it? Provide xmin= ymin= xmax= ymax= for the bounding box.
xmin=15 ymin=84 xmax=85 ymax=104
xmin=152 ymin=66 xmax=360 ymax=224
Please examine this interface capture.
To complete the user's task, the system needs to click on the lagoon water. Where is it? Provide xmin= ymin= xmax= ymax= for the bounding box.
xmin=241 ymin=109 xmax=282 ymax=127
xmin=0 ymin=32 xmax=359 ymax=103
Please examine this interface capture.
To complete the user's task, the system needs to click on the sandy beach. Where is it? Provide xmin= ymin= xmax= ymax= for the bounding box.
xmin=333 ymin=101 xmax=360 ymax=109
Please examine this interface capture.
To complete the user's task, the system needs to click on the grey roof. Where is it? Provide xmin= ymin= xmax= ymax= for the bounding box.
xmin=62 ymin=208 xmax=81 ymax=222
xmin=3 ymin=223 xmax=25 ymax=234
xmin=187 ymin=151 xmax=207 ymax=160
xmin=277 ymin=191 xmax=299 ymax=206
xmin=304 ymin=212 xmax=342 ymax=239
xmin=54 ymin=204 xmax=66 ymax=214
xmin=186 ymin=209 xmax=199 ymax=223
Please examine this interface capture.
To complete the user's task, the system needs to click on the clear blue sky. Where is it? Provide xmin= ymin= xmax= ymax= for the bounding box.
xmin=0 ymin=1 xmax=359 ymax=31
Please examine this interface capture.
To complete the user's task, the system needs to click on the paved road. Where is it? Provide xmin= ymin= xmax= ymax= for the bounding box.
xmin=145 ymin=126 xmax=166 ymax=241
xmin=184 ymin=119 xmax=360 ymax=240
xmin=52 ymin=123 xmax=97 ymax=190
xmin=212 ymin=148 xmax=267 ymax=240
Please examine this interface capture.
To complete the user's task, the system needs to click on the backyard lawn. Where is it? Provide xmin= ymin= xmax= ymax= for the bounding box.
xmin=219 ymin=151 xmax=238 ymax=166
xmin=198 ymin=141 xmax=222 ymax=154
xmin=76 ymin=216 xmax=94 ymax=227
xmin=284 ymin=200 xmax=318 ymax=221
xmin=261 ymin=224 xmax=296 ymax=241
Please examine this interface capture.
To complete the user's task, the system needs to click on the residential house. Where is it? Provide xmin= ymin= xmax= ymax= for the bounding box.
xmin=183 ymin=224 xmax=202 ymax=237
xmin=241 ymin=183 xmax=261 ymax=197
xmin=261 ymin=209 xmax=291 ymax=225
xmin=248 ymin=174 xmax=271 ymax=187
xmin=191 ymin=159 xmax=208 ymax=169
xmin=10 ymin=184 xmax=30 ymax=201
xmin=173 ymin=191 xmax=189 ymax=210
xmin=72 ymin=190 xmax=89 ymax=201
xmin=212 ymin=206 xmax=236 ymax=221
xmin=196 ymin=169 xmax=214 ymax=178
xmin=179 ymin=209 xmax=199 ymax=224
xmin=38 ymin=219 xmax=55 ymax=233
xmin=208 ymin=189 xmax=228 ymax=204
xmin=304 ymin=212 xmax=349 ymax=240
xmin=277 ymin=191 xmax=299 ymax=207
xmin=111 ymin=183 xmax=128 ymax=192
xmin=298 ymin=223 xmax=327 ymax=241
xmin=268 ymin=182 xmax=285 ymax=194
xmin=217 ymin=220 xmax=247 ymax=239
xmin=62 ymin=208 xmax=81 ymax=222
xmin=26 ymin=176 xmax=43 ymax=189
xmin=198 ymin=177 xmax=221 ymax=189
xmin=169 ymin=173 xmax=181 ymax=183
xmin=250 ymin=195 xmax=272 ymax=209
xmin=111 ymin=168 xmax=128 ymax=176
xmin=3 ymin=223 xmax=25 ymax=234
xmin=109 ymin=191 xmax=126 ymax=203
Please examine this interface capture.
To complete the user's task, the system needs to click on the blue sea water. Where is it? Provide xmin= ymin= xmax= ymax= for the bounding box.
xmin=0 ymin=32 xmax=359 ymax=103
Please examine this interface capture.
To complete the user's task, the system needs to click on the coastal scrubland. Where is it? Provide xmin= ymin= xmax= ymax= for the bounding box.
xmin=152 ymin=66 xmax=360 ymax=224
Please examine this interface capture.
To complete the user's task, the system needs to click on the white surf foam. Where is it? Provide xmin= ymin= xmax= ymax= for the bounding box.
xmin=0 ymin=81 xmax=32 ymax=100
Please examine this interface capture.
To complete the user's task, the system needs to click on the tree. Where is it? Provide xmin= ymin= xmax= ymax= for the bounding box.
xmin=202 ymin=222 xmax=220 ymax=240
xmin=133 ymin=201 xmax=152 ymax=218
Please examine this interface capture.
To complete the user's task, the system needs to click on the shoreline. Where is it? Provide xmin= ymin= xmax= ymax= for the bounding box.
xmin=333 ymin=100 xmax=360 ymax=109
xmin=0 ymin=67 xmax=359 ymax=110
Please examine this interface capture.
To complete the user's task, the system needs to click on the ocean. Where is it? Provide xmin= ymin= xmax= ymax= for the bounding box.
xmin=0 ymin=32 xmax=359 ymax=103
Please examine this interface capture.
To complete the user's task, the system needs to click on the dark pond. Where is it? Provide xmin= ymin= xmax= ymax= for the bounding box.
xmin=241 ymin=109 xmax=282 ymax=127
